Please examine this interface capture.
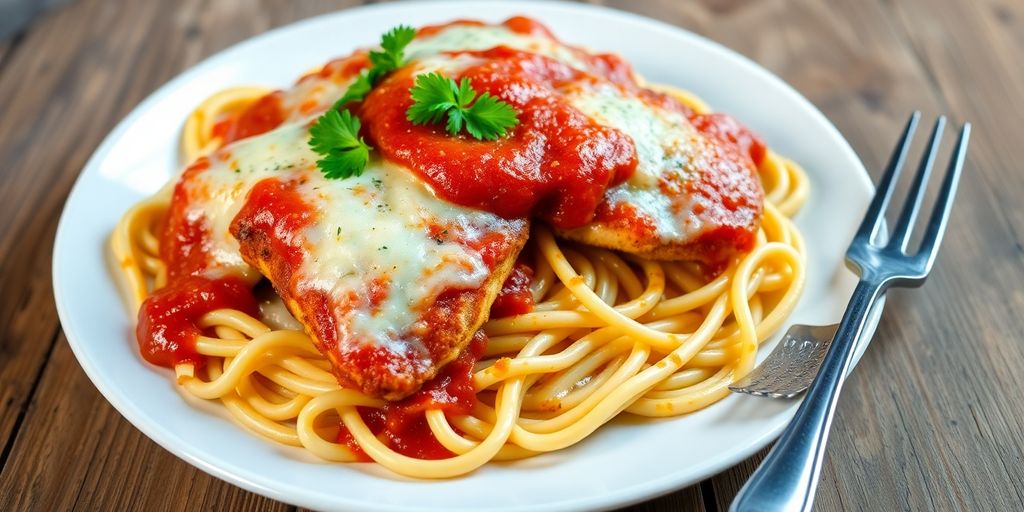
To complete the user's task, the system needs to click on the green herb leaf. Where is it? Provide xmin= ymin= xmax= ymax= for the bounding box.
xmin=406 ymin=72 xmax=460 ymax=125
xmin=332 ymin=69 xmax=374 ymax=109
xmin=464 ymin=92 xmax=519 ymax=141
xmin=406 ymin=72 xmax=519 ymax=140
xmin=311 ymin=25 xmax=417 ymax=179
xmin=308 ymin=109 xmax=371 ymax=179
xmin=369 ymin=25 xmax=416 ymax=71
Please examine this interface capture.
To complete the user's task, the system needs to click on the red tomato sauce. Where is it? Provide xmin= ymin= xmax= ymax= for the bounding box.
xmin=136 ymin=276 xmax=258 ymax=368
xmin=360 ymin=39 xmax=764 ymax=243
xmin=691 ymin=112 xmax=767 ymax=166
xmin=681 ymin=114 xmax=766 ymax=259
xmin=337 ymin=331 xmax=488 ymax=460
xmin=228 ymin=178 xmax=345 ymax=358
xmin=302 ymin=52 xmax=371 ymax=84
xmin=215 ymin=53 xmax=371 ymax=147
xmin=141 ymin=16 xmax=772 ymax=460
xmin=225 ymin=178 xmax=355 ymax=375
xmin=360 ymin=47 xmax=638 ymax=229
xmin=161 ymin=157 xmax=213 ymax=280
xmin=501 ymin=15 xmax=556 ymax=38
xmin=589 ymin=201 xmax=659 ymax=246
xmin=490 ymin=262 xmax=535 ymax=318
xmin=419 ymin=16 xmax=552 ymax=38
xmin=219 ymin=91 xmax=286 ymax=145
xmin=143 ymin=158 xmax=262 ymax=369
xmin=587 ymin=92 xmax=767 ymax=263
xmin=230 ymin=178 xmax=317 ymax=268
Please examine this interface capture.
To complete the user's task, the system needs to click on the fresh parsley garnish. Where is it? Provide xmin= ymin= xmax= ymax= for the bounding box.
xmin=369 ymin=25 xmax=416 ymax=75
xmin=330 ymin=25 xmax=416 ymax=110
xmin=406 ymin=72 xmax=519 ymax=140
xmin=308 ymin=109 xmax=371 ymax=179
xmin=332 ymin=71 xmax=375 ymax=109
xmin=310 ymin=25 xmax=416 ymax=179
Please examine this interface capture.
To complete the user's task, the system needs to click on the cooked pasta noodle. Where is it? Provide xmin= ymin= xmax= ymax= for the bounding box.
xmin=111 ymin=80 xmax=807 ymax=478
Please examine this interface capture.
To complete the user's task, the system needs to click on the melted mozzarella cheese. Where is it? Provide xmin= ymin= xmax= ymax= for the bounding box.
xmin=403 ymin=27 xmax=708 ymax=243
xmin=279 ymin=76 xmax=350 ymax=119
xmin=175 ymin=24 xmax=726 ymax=353
xmin=566 ymin=83 xmax=705 ymax=241
xmin=295 ymin=157 xmax=497 ymax=348
xmin=406 ymin=25 xmax=589 ymax=69
xmin=567 ymin=83 xmax=700 ymax=187
xmin=413 ymin=53 xmax=487 ymax=77
xmin=177 ymin=130 xmax=313 ymax=278
xmin=178 ymin=117 xmax=511 ymax=353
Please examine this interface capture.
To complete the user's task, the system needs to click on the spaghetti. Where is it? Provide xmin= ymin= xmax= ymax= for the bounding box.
xmin=110 ymin=40 xmax=808 ymax=479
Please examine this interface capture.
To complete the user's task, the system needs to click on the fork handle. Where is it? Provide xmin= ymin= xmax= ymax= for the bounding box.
xmin=730 ymin=279 xmax=885 ymax=512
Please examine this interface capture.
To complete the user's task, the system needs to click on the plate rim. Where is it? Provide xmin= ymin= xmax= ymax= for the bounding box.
xmin=52 ymin=1 xmax=881 ymax=510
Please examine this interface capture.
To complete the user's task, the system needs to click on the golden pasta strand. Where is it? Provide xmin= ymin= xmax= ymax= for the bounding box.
xmin=109 ymin=83 xmax=809 ymax=478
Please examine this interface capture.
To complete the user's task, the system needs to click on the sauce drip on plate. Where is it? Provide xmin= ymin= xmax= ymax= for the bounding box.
xmin=337 ymin=331 xmax=488 ymax=460
xmin=361 ymin=46 xmax=638 ymax=229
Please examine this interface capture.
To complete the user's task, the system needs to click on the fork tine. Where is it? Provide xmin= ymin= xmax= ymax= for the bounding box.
xmin=854 ymin=112 xmax=920 ymax=245
xmin=890 ymin=117 xmax=946 ymax=251
xmin=917 ymin=123 xmax=971 ymax=270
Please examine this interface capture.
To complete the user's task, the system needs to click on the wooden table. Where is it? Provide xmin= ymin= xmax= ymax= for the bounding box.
xmin=1 ymin=0 xmax=1021 ymax=510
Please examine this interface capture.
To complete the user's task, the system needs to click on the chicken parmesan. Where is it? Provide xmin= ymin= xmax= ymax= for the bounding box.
xmin=155 ymin=123 xmax=527 ymax=399
xmin=112 ymin=16 xmax=808 ymax=476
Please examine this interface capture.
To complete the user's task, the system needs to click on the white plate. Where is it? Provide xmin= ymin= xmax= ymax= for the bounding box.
xmin=53 ymin=2 xmax=881 ymax=510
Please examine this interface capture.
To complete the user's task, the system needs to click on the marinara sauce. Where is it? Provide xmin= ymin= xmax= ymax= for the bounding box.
xmin=135 ymin=157 xmax=262 ymax=369
xmin=490 ymin=261 xmax=535 ymax=318
xmin=337 ymin=331 xmax=488 ymax=460
xmin=360 ymin=46 xmax=638 ymax=229
xmin=139 ymin=16 xmax=769 ymax=459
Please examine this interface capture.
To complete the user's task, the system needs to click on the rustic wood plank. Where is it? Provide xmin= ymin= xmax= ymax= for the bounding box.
xmin=0 ymin=0 xmax=244 ymax=475
xmin=631 ymin=0 xmax=1024 ymax=510
xmin=0 ymin=0 xmax=161 ymax=473
xmin=0 ymin=335 xmax=291 ymax=512
xmin=4 ymin=0 xmax=1022 ymax=511
xmin=614 ymin=0 xmax=949 ymax=509
xmin=818 ymin=0 xmax=1024 ymax=508
xmin=874 ymin=0 xmax=1024 ymax=507
xmin=612 ymin=0 xmax=1024 ymax=510
xmin=0 ymin=0 xmax=703 ymax=508
xmin=0 ymin=0 xmax=303 ymax=507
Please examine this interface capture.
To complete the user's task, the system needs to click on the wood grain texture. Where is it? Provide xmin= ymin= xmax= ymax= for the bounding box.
xmin=1 ymin=0 xmax=1022 ymax=510
xmin=617 ymin=1 xmax=1024 ymax=511
xmin=0 ymin=336 xmax=290 ymax=511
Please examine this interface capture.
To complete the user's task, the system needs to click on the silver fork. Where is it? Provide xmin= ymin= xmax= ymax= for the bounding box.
xmin=730 ymin=323 xmax=839 ymax=398
xmin=730 ymin=112 xmax=971 ymax=512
